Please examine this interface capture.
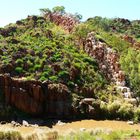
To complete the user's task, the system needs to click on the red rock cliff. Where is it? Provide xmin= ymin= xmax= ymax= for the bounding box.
xmin=0 ymin=74 xmax=72 ymax=118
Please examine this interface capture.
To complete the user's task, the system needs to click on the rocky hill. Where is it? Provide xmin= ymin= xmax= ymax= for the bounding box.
xmin=0 ymin=6 xmax=140 ymax=121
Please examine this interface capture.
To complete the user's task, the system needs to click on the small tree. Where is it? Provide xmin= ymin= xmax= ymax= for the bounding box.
xmin=39 ymin=8 xmax=51 ymax=17
xmin=52 ymin=6 xmax=65 ymax=15
xmin=74 ymin=13 xmax=82 ymax=21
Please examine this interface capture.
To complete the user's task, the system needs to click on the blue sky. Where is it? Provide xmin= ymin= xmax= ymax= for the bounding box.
xmin=0 ymin=0 xmax=140 ymax=27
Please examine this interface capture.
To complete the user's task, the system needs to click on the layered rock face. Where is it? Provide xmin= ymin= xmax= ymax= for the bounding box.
xmin=0 ymin=74 xmax=72 ymax=118
xmin=47 ymin=13 xmax=79 ymax=32
xmin=84 ymin=32 xmax=135 ymax=99
xmin=0 ymin=74 xmax=102 ymax=118
xmin=121 ymin=35 xmax=140 ymax=50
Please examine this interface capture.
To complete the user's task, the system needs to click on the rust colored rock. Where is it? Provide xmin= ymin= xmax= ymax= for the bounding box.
xmin=46 ymin=13 xmax=78 ymax=32
xmin=32 ymin=85 xmax=45 ymax=102
xmin=123 ymin=35 xmax=135 ymax=44
xmin=11 ymin=87 xmax=17 ymax=104
xmin=4 ymin=74 xmax=11 ymax=87
xmin=118 ymin=71 xmax=125 ymax=82
xmin=134 ymin=42 xmax=140 ymax=49
xmin=0 ymin=75 xmax=5 ymax=89
xmin=48 ymin=83 xmax=69 ymax=95
xmin=10 ymin=87 xmax=43 ymax=115
xmin=0 ymin=74 xmax=72 ymax=117
xmin=84 ymin=32 xmax=134 ymax=101
xmin=29 ymin=99 xmax=43 ymax=114
xmin=46 ymin=83 xmax=70 ymax=116
xmin=70 ymin=66 xmax=81 ymax=80
xmin=4 ymin=86 xmax=11 ymax=104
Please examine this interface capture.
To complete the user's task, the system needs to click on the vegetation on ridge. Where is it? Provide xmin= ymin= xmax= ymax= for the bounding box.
xmin=74 ymin=16 xmax=140 ymax=96
xmin=0 ymin=6 xmax=140 ymax=121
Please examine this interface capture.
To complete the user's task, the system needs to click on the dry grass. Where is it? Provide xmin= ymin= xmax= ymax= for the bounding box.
xmin=0 ymin=120 xmax=140 ymax=139
xmin=53 ymin=120 xmax=140 ymax=135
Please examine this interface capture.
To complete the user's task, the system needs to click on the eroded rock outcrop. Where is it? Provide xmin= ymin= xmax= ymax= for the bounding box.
xmin=0 ymin=74 xmax=72 ymax=118
xmin=46 ymin=84 xmax=71 ymax=118
xmin=46 ymin=13 xmax=79 ymax=32
xmin=84 ymin=32 xmax=135 ymax=100
xmin=121 ymin=35 xmax=140 ymax=50
xmin=0 ymin=26 xmax=17 ymax=37
xmin=25 ymin=14 xmax=78 ymax=33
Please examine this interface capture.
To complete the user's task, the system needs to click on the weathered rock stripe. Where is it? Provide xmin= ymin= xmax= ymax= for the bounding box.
xmin=84 ymin=32 xmax=136 ymax=103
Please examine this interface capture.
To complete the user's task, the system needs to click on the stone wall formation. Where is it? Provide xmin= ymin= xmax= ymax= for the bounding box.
xmin=84 ymin=32 xmax=136 ymax=101
xmin=0 ymin=74 xmax=72 ymax=117
xmin=48 ymin=13 xmax=79 ymax=32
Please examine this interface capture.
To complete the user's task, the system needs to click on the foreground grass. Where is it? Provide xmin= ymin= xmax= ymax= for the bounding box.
xmin=59 ymin=130 xmax=140 ymax=140
xmin=0 ymin=128 xmax=140 ymax=140
xmin=0 ymin=131 xmax=22 ymax=140
xmin=0 ymin=130 xmax=58 ymax=140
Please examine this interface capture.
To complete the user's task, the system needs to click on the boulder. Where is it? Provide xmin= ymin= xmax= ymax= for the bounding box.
xmin=88 ymin=105 xmax=95 ymax=115
xmin=11 ymin=121 xmax=21 ymax=127
xmin=22 ymin=120 xmax=29 ymax=127
xmin=80 ymin=98 xmax=95 ymax=105
xmin=127 ymin=121 xmax=134 ymax=125
xmin=16 ymin=20 xmax=23 ymax=25
xmin=57 ymin=120 xmax=65 ymax=126
xmin=80 ymin=128 xmax=86 ymax=132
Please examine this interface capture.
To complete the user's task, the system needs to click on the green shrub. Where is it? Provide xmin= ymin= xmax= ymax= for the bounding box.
xmin=15 ymin=67 xmax=23 ymax=74
xmin=49 ymin=76 xmax=58 ymax=82
xmin=0 ymin=131 xmax=22 ymax=140
xmin=26 ymin=60 xmax=33 ymax=67
xmin=42 ymin=71 xmax=51 ymax=77
xmin=67 ymin=81 xmax=75 ymax=88
xmin=134 ymin=107 xmax=140 ymax=122
xmin=107 ymin=101 xmax=121 ymax=118
xmin=103 ymin=131 xmax=121 ymax=140
xmin=100 ymin=101 xmax=108 ymax=118
xmin=34 ymin=64 xmax=41 ymax=71
xmin=15 ymin=59 xmax=23 ymax=65
xmin=118 ymin=102 xmax=134 ymax=120
xmin=39 ymin=76 xmax=46 ymax=81
xmin=58 ymin=70 xmax=69 ymax=80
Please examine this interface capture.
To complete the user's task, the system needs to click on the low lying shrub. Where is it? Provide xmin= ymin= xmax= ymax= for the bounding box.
xmin=0 ymin=131 xmax=22 ymax=140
